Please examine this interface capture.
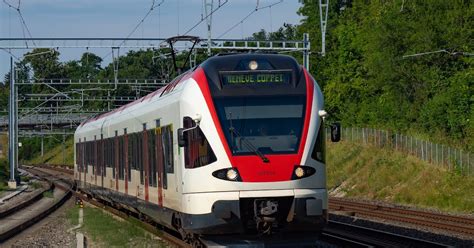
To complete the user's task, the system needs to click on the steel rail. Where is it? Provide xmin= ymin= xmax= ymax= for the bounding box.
xmin=324 ymin=220 xmax=451 ymax=248
xmin=0 ymin=182 xmax=52 ymax=219
xmin=0 ymin=168 xmax=72 ymax=242
xmin=27 ymin=166 xmax=189 ymax=248
xmin=329 ymin=197 xmax=474 ymax=236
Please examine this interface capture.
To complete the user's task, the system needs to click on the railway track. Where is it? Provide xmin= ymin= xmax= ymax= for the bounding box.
xmin=0 ymin=168 xmax=72 ymax=242
xmin=322 ymin=220 xmax=449 ymax=248
xmin=33 ymin=165 xmax=460 ymax=247
xmin=329 ymin=197 xmax=474 ymax=237
xmin=29 ymin=165 xmax=190 ymax=248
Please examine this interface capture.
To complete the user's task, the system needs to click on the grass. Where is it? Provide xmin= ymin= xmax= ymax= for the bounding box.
xmin=26 ymin=138 xmax=74 ymax=167
xmin=0 ymin=134 xmax=6 ymax=159
xmin=43 ymin=190 xmax=54 ymax=198
xmin=327 ymin=141 xmax=474 ymax=213
xmin=66 ymin=204 xmax=79 ymax=226
xmin=67 ymin=205 xmax=167 ymax=248
xmin=30 ymin=181 xmax=42 ymax=189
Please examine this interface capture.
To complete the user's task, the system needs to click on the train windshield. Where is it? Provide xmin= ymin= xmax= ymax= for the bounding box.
xmin=215 ymin=96 xmax=305 ymax=155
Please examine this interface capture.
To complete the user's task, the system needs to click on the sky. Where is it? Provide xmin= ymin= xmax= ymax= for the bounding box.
xmin=0 ymin=0 xmax=304 ymax=81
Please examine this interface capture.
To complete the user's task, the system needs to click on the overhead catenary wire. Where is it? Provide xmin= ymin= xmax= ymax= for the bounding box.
xmin=2 ymin=0 xmax=36 ymax=47
xmin=403 ymin=49 xmax=474 ymax=58
xmin=182 ymin=0 xmax=229 ymax=36
xmin=217 ymin=0 xmax=283 ymax=39
xmin=102 ymin=0 xmax=165 ymax=60
xmin=0 ymin=48 xmax=21 ymax=61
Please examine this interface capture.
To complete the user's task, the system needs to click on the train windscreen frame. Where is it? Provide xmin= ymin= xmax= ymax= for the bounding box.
xmin=214 ymin=95 xmax=306 ymax=156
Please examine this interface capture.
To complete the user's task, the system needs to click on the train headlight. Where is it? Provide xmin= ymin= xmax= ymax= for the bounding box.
xmin=295 ymin=167 xmax=305 ymax=178
xmin=249 ymin=60 xmax=258 ymax=70
xmin=212 ymin=168 xmax=242 ymax=182
xmin=291 ymin=166 xmax=316 ymax=180
xmin=226 ymin=168 xmax=239 ymax=181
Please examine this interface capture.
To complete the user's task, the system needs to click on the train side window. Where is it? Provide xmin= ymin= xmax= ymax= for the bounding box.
xmin=119 ymin=136 xmax=124 ymax=180
xmin=128 ymin=134 xmax=132 ymax=179
xmin=105 ymin=138 xmax=110 ymax=169
xmin=84 ymin=138 xmax=88 ymax=173
xmin=96 ymin=137 xmax=100 ymax=176
xmin=101 ymin=134 xmax=106 ymax=177
xmin=133 ymin=133 xmax=138 ymax=172
xmin=131 ymin=133 xmax=137 ymax=171
xmin=139 ymin=132 xmax=144 ymax=185
xmin=126 ymin=133 xmax=131 ymax=182
xmin=93 ymin=136 xmax=96 ymax=175
xmin=155 ymin=127 xmax=166 ymax=189
xmin=76 ymin=140 xmax=81 ymax=172
xmin=113 ymin=134 xmax=117 ymax=179
xmin=183 ymin=117 xmax=217 ymax=169
xmin=148 ymin=129 xmax=157 ymax=187
xmin=162 ymin=125 xmax=174 ymax=174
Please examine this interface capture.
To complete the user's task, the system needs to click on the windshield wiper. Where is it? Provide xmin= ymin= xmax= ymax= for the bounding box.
xmin=229 ymin=127 xmax=270 ymax=163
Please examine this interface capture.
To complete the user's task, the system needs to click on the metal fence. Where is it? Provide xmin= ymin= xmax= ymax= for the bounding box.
xmin=328 ymin=127 xmax=473 ymax=176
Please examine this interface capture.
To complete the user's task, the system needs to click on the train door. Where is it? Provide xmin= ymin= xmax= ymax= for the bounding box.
xmin=147 ymin=128 xmax=158 ymax=203
xmin=155 ymin=127 xmax=164 ymax=206
xmin=100 ymin=134 xmax=104 ymax=188
xmin=154 ymin=124 xmax=173 ymax=205
xmin=94 ymin=135 xmax=97 ymax=185
xmin=77 ymin=139 xmax=81 ymax=183
xmin=83 ymin=138 xmax=87 ymax=185
xmin=115 ymin=130 xmax=119 ymax=191
xmin=124 ymin=128 xmax=129 ymax=194
xmin=143 ymin=124 xmax=150 ymax=201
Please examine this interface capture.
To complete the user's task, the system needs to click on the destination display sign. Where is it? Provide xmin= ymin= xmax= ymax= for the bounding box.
xmin=220 ymin=71 xmax=292 ymax=85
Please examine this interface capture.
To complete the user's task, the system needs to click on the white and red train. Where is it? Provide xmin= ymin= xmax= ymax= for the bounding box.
xmin=74 ymin=54 xmax=337 ymax=237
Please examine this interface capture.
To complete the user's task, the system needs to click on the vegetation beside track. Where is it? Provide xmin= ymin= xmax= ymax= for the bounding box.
xmin=0 ymin=158 xmax=7 ymax=192
xmin=0 ymin=134 xmax=6 ymax=160
xmin=26 ymin=138 xmax=74 ymax=167
xmin=0 ymin=135 xmax=7 ymax=191
xmin=327 ymin=141 xmax=474 ymax=213
xmin=67 ymin=205 xmax=167 ymax=247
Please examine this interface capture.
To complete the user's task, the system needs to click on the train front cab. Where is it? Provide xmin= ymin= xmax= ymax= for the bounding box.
xmin=177 ymin=54 xmax=341 ymax=236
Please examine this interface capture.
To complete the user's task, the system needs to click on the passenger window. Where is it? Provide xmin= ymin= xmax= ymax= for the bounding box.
xmin=162 ymin=125 xmax=174 ymax=174
xmin=119 ymin=136 xmax=125 ymax=180
xmin=148 ymin=129 xmax=158 ymax=187
xmin=183 ymin=117 xmax=217 ymax=169
xmin=84 ymin=139 xmax=88 ymax=173
xmin=139 ymin=132 xmax=144 ymax=184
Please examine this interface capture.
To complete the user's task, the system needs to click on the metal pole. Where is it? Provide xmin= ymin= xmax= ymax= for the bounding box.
xmin=14 ymin=68 xmax=18 ymax=171
xmin=8 ymin=57 xmax=17 ymax=188
xmin=303 ymin=33 xmax=310 ymax=70
xmin=318 ymin=0 xmax=328 ymax=56
xmin=205 ymin=0 xmax=213 ymax=56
